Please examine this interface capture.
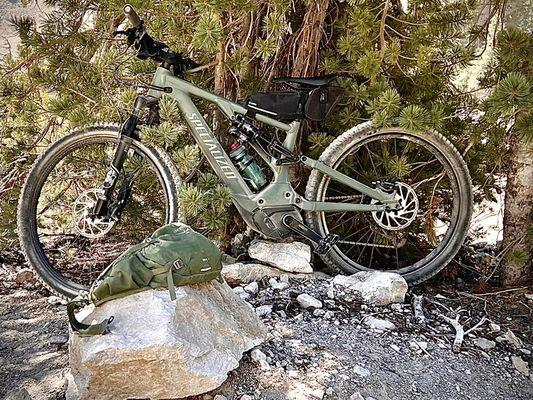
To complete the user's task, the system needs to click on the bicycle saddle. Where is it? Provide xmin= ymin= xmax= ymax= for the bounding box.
xmin=272 ymin=74 xmax=337 ymax=87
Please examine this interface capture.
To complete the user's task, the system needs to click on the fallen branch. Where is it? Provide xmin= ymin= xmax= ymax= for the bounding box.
xmin=439 ymin=314 xmax=464 ymax=353
xmin=464 ymin=316 xmax=487 ymax=336
xmin=412 ymin=295 xmax=427 ymax=327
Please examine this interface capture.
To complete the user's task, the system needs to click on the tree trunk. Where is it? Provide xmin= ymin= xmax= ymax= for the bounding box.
xmin=499 ymin=0 xmax=533 ymax=286
xmin=500 ymin=135 xmax=533 ymax=286
xmin=291 ymin=0 xmax=330 ymax=77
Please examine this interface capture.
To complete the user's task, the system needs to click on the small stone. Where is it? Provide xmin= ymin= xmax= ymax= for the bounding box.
xmin=309 ymin=388 xmax=325 ymax=399
xmin=243 ymin=281 xmax=258 ymax=294
xmin=269 ymin=277 xmax=289 ymax=291
xmin=353 ymin=365 xmax=371 ymax=377
xmin=15 ymin=268 xmax=35 ymax=285
xmin=473 ymin=338 xmax=496 ymax=351
xmin=214 ymin=395 xmax=228 ymax=400
xmin=511 ymin=356 xmax=530 ymax=376
xmin=524 ymin=293 xmax=533 ymax=301
xmin=333 ymin=271 xmax=407 ymax=305
xmin=313 ymin=309 xmax=325 ymax=317
xmin=232 ymin=286 xmax=250 ymax=301
xmin=50 ymin=335 xmax=68 ymax=346
xmin=497 ymin=329 xmax=523 ymax=349
xmin=255 ymin=305 xmax=273 ymax=317
xmin=240 ymin=395 xmax=253 ymax=400
xmin=297 ymin=293 xmax=322 ymax=309
xmin=47 ymin=295 xmax=67 ymax=305
xmin=324 ymin=311 xmax=334 ymax=319
xmin=519 ymin=348 xmax=531 ymax=356
xmin=363 ymin=316 xmax=396 ymax=331
xmin=325 ymin=387 xmax=334 ymax=395
xmin=489 ymin=322 xmax=501 ymax=332
xmin=250 ymin=348 xmax=270 ymax=370
xmin=390 ymin=344 xmax=401 ymax=353
xmin=327 ymin=287 xmax=335 ymax=299
xmin=350 ymin=392 xmax=364 ymax=400
xmin=416 ymin=341 xmax=428 ymax=351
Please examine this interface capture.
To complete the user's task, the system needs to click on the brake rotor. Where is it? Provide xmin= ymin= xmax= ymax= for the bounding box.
xmin=72 ymin=188 xmax=115 ymax=239
xmin=372 ymin=182 xmax=419 ymax=231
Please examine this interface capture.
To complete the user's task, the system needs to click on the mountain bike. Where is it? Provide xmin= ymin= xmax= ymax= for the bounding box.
xmin=18 ymin=5 xmax=473 ymax=299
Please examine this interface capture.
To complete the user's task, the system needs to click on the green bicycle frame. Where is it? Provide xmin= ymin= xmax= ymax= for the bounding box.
xmin=147 ymin=67 xmax=398 ymax=216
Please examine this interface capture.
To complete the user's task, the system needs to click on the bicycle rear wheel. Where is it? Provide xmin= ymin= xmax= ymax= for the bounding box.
xmin=305 ymin=123 xmax=472 ymax=284
xmin=18 ymin=124 xmax=180 ymax=298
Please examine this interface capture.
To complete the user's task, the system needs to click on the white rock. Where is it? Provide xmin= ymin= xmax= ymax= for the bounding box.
xmin=350 ymin=392 xmax=365 ymax=400
xmin=222 ymin=263 xmax=284 ymax=286
xmin=255 ymin=305 xmax=273 ymax=317
xmin=390 ymin=344 xmax=401 ymax=353
xmin=240 ymin=396 xmax=252 ymax=400
xmin=248 ymin=240 xmax=313 ymax=273
xmin=363 ymin=316 xmax=397 ymax=331
xmin=332 ymin=271 xmax=408 ymax=305
xmin=214 ymin=395 xmax=228 ymax=400
xmin=297 ymin=293 xmax=323 ymax=309
xmin=243 ymin=281 xmax=259 ymax=294
xmin=233 ymin=286 xmax=251 ymax=301
xmin=511 ymin=355 xmax=530 ymax=376
xmin=269 ymin=277 xmax=289 ymax=291
xmin=489 ymin=322 xmax=501 ymax=332
xmin=473 ymin=338 xmax=496 ymax=350
xmin=524 ymin=293 xmax=533 ymax=301
xmin=496 ymin=329 xmax=523 ymax=349
xmin=353 ymin=365 xmax=371 ymax=377
xmin=250 ymin=348 xmax=270 ymax=370
xmin=66 ymin=283 xmax=267 ymax=400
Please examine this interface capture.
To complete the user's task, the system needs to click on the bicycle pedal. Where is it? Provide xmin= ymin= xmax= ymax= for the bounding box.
xmin=315 ymin=234 xmax=339 ymax=255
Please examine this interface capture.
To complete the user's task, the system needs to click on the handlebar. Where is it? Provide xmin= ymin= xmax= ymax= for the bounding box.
xmin=117 ymin=4 xmax=200 ymax=77
xmin=123 ymin=4 xmax=142 ymax=28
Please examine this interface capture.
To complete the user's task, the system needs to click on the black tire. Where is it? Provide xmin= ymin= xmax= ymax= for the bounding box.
xmin=18 ymin=124 xmax=180 ymax=299
xmin=305 ymin=122 xmax=473 ymax=284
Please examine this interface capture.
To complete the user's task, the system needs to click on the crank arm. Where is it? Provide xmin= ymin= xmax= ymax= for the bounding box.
xmin=282 ymin=215 xmax=339 ymax=255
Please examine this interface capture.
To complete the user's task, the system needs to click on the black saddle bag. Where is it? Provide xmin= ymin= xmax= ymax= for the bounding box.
xmin=244 ymin=91 xmax=303 ymax=121
xmin=243 ymin=87 xmax=343 ymax=122
xmin=304 ymin=86 xmax=344 ymax=121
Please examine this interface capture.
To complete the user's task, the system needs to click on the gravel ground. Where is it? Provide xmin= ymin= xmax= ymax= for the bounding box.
xmin=1 ymin=257 xmax=532 ymax=400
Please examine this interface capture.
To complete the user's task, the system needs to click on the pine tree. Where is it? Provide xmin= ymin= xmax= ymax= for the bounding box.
xmin=478 ymin=5 xmax=533 ymax=286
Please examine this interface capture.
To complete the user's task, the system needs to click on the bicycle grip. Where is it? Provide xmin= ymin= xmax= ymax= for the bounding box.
xmin=123 ymin=4 xmax=142 ymax=28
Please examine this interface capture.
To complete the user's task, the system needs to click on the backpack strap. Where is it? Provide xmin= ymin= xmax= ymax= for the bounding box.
xmin=67 ymin=297 xmax=114 ymax=336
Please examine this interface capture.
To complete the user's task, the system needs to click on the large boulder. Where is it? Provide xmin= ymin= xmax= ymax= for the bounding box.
xmin=332 ymin=271 xmax=408 ymax=306
xmin=248 ymin=240 xmax=313 ymax=273
xmin=66 ymin=281 xmax=268 ymax=400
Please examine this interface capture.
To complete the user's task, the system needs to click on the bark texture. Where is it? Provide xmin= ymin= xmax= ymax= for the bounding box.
xmin=500 ymin=135 xmax=533 ymax=286
xmin=499 ymin=0 xmax=533 ymax=286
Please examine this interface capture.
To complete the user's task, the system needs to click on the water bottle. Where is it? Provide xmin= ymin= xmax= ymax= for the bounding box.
xmin=229 ymin=142 xmax=266 ymax=191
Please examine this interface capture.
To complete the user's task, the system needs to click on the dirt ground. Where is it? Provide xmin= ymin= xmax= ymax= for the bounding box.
xmin=1 ymin=249 xmax=532 ymax=400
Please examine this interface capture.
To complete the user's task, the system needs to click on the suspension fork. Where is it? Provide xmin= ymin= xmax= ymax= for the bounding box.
xmin=91 ymin=95 xmax=155 ymax=219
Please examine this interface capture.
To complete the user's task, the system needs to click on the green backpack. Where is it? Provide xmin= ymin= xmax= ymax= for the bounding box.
xmin=67 ymin=223 xmax=223 ymax=336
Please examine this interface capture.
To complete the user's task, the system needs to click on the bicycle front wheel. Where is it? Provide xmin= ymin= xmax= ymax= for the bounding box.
xmin=305 ymin=123 xmax=472 ymax=284
xmin=18 ymin=124 xmax=180 ymax=298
